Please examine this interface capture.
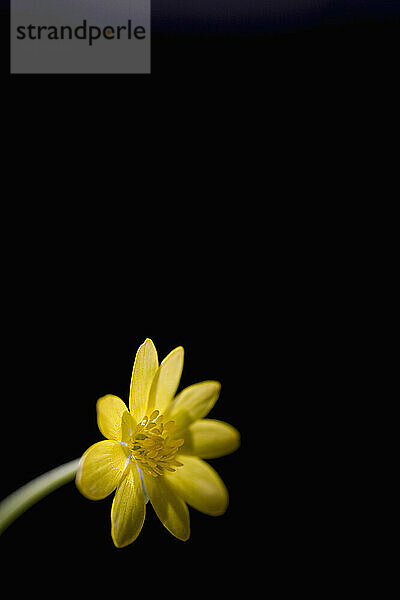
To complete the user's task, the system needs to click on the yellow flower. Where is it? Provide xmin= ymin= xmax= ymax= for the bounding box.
xmin=76 ymin=338 xmax=240 ymax=547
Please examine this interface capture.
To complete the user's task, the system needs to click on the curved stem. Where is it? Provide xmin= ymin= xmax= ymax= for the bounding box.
xmin=0 ymin=458 xmax=80 ymax=535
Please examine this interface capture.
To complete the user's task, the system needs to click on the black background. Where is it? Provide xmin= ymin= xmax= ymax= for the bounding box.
xmin=1 ymin=0 xmax=398 ymax=593
xmin=1 ymin=0 xmax=400 ymax=76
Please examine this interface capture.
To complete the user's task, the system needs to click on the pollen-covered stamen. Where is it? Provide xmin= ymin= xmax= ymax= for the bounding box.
xmin=129 ymin=410 xmax=184 ymax=478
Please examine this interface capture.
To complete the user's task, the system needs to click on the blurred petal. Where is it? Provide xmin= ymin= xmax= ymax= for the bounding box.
xmin=130 ymin=338 xmax=158 ymax=421
xmin=164 ymin=381 xmax=221 ymax=436
xmin=97 ymin=394 xmax=129 ymax=441
xmin=166 ymin=455 xmax=228 ymax=516
xmin=76 ymin=440 xmax=128 ymax=500
xmin=142 ymin=472 xmax=190 ymax=541
xmin=179 ymin=419 xmax=240 ymax=458
xmin=147 ymin=346 xmax=184 ymax=415
xmin=111 ymin=463 xmax=146 ymax=548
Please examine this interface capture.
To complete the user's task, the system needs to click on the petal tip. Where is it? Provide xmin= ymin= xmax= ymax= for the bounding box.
xmin=142 ymin=337 xmax=156 ymax=348
xmin=180 ymin=530 xmax=191 ymax=542
xmin=208 ymin=380 xmax=221 ymax=391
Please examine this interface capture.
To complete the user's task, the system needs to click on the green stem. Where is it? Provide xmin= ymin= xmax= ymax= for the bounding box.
xmin=0 ymin=458 xmax=80 ymax=535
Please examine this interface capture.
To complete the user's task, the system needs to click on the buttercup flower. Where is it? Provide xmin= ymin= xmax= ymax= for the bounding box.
xmin=76 ymin=339 xmax=240 ymax=547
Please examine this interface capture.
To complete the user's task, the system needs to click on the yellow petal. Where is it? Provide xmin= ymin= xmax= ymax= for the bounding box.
xmin=129 ymin=338 xmax=158 ymax=421
xmin=97 ymin=394 xmax=129 ymax=441
xmin=142 ymin=472 xmax=190 ymax=541
xmin=111 ymin=462 xmax=146 ymax=548
xmin=147 ymin=346 xmax=184 ymax=415
xmin=165 ymin=455 xmax=228 ymax=516
xmin=76 ymin=440 xmax=128 ymax=500
xmin=164 ymin=381 xmax=221 ymax=436
xmin=179 ymin=419 xmax=240 ymax=458
xmin=121 ymin=411 xmax=136 ymax=444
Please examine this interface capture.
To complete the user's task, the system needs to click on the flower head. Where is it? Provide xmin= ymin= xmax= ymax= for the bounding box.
xmin=76 ymin=339 xmax=240 ymax=547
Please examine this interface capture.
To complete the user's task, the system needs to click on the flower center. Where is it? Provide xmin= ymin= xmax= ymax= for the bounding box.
xmin=129 ymin=410 xmax=184 ymax=477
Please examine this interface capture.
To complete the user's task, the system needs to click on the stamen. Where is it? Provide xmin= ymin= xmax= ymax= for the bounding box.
xmin=149 ymin=410 xmax=160 ymax=421
xmin=127 ymin=411 xmax=184 ymax=478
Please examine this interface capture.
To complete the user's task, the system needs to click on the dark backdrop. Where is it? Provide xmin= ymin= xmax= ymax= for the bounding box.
xmin=2 ymin=0 xmax=400 ymax=74
xmin=1 ymin=0 xmax=397 ymax=594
